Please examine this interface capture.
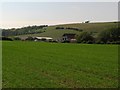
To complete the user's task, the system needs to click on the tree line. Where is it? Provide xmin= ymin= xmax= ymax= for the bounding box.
xmin=56 ymin=27 xmax=83 ymax=32
xmin=76 ymin=27 xmax=120 ymax=44
xmin=2 ymin=25 xmax=48 ymax=37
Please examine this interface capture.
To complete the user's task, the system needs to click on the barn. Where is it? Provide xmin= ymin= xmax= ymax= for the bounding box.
xmin=34 ymin=37 xmax=53 ymax=42
xmin=62 ymin=33 xmax=76 ymax=42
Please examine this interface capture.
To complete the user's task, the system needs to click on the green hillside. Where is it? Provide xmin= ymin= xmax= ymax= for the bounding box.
xmin=17 ymin=22 xmax=118 ymax=40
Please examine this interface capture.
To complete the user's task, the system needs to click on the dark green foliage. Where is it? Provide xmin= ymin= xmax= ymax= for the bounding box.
xmin=2 ymin=25 xmax=48 ymax=37
xmin=97 ymin=27 xmax=120 ymax=44
xmin=77 ymin=32 xmax=94 ymax=43
xmin=76 ymin=27 xmax=120 ymax=44
xmin=56 ymin=27 xmax=64 ymax=29
xmin=13 ymin=37 xmax=21 ymax=40
xmin=56 ymin=27 xmax=83 ymax=32
xmin=85 ymin=21 xmax=90 ymax=23
xmin=66 ymin=27 xmax=82 ymax=31
xmin=2 ymin=37 xmax=13 ymax=41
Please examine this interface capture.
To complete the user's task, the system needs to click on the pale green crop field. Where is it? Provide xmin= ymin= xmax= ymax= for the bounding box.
xmin=2 ymin=41 xmax=118 ymax=88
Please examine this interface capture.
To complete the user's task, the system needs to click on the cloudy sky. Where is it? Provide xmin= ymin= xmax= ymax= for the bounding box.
xmin=0 ymin=1 xmax=118 ymax=29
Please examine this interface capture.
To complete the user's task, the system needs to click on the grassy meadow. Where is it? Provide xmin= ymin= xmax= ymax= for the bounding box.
xmin=17 ymin=22 xmax=118 ymax=40
xmin=2 ymin=41 xmax=118 ymax=88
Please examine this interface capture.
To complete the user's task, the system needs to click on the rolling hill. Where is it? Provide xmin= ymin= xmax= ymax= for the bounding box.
xmin=3 ymin=22 xmax=119 ymax=40
xmin=17 ymin=22 xmax=118 ymax=40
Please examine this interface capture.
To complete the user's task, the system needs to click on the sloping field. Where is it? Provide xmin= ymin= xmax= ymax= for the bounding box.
xmin=18 ymin=22 xmax=118 ymax=39
xmin=2 ymin=41 xmax=118 ymax=88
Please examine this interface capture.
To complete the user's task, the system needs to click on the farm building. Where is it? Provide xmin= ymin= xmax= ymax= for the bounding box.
xmin=34 ymin=37 xmax=53 ymax=42
xmin=62 ymin=33 xmax=76 ymax=42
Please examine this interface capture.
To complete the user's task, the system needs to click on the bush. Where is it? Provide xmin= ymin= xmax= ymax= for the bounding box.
xmin=85 ymin=21 xmax=90 ymax=23
xmin=2 ymin=37 xmax=13 ymax=41
xmin=97 ymin=27 xmax=120 ymax=44
xmin=56 ymin=27 xmax=64 ymax=29
xmin=77 ymin=32 xmax=94 ymax=43
xmin=14 ymin=37 xmax=21 ymax=40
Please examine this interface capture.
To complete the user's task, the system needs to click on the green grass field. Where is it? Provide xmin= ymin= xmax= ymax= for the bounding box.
xmin=2 ymin=41 xmax=118 ymax=88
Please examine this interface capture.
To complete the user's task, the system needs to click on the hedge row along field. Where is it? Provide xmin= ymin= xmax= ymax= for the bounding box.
xmin=2 ymin=41 xmax=118 ymax=88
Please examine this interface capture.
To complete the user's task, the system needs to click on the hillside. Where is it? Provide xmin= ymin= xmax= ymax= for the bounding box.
xmin=3 ymin=22 xmax=118 ymax=40
xmin=17 ymin=22 xmax=118 ymax=40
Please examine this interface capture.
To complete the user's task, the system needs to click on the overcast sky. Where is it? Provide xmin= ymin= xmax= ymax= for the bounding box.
xmin=0 ymin=2 xmax=118 ymax=29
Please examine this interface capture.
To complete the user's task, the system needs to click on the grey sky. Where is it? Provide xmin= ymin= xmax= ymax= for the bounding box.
xmin=0 ymin=2 xmax=118 ymax=29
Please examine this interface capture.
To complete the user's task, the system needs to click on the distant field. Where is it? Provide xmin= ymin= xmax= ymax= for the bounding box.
xmin=18 ymin=22 xmax=118 ymax=39
xmin=2 ymin=41 xmax=118 ymax=88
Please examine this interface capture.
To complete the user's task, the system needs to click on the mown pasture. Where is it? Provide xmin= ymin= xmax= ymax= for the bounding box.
xmin=2 ymin=41 xmax=118 ymax=88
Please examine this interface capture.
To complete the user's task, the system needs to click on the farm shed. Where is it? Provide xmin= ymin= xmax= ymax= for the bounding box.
xmin=34 ymin=37 xmax=53 ymax=42
xmin=62 ymin=33 xmax=76 ymax=42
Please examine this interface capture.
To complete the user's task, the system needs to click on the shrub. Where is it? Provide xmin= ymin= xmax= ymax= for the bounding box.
xmin=77 ymin=32 xmax=94 ymax=43
xmin=97 ymin=27 xmax=120 ymax=44
xmin=56 ymin=27 xmax=64 ymax=29
xmin=14 ymin=37 xmax=21 ymax=40
xmin=2 ymin=37 xmax=13 ymax=41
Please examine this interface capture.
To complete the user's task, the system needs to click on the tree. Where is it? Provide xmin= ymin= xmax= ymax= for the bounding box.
xmin=2 ymin=25 xmax=48 ymax=37
xmin=97 ymin=30 xmax=110 ymax=44
xmin=77 ymin=32 xmax=94 ymax=43
xmin=2 ymin=37 xmax=13 ymax=41
xmin=97 ymin=27 xmax=120 ymax=44
xmin=85 ymin=20 xmax=90 ymax=23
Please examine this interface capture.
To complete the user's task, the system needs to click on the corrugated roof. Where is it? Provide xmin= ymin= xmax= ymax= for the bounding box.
xmin=36 ymin=37 xmax=53 ymax=40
